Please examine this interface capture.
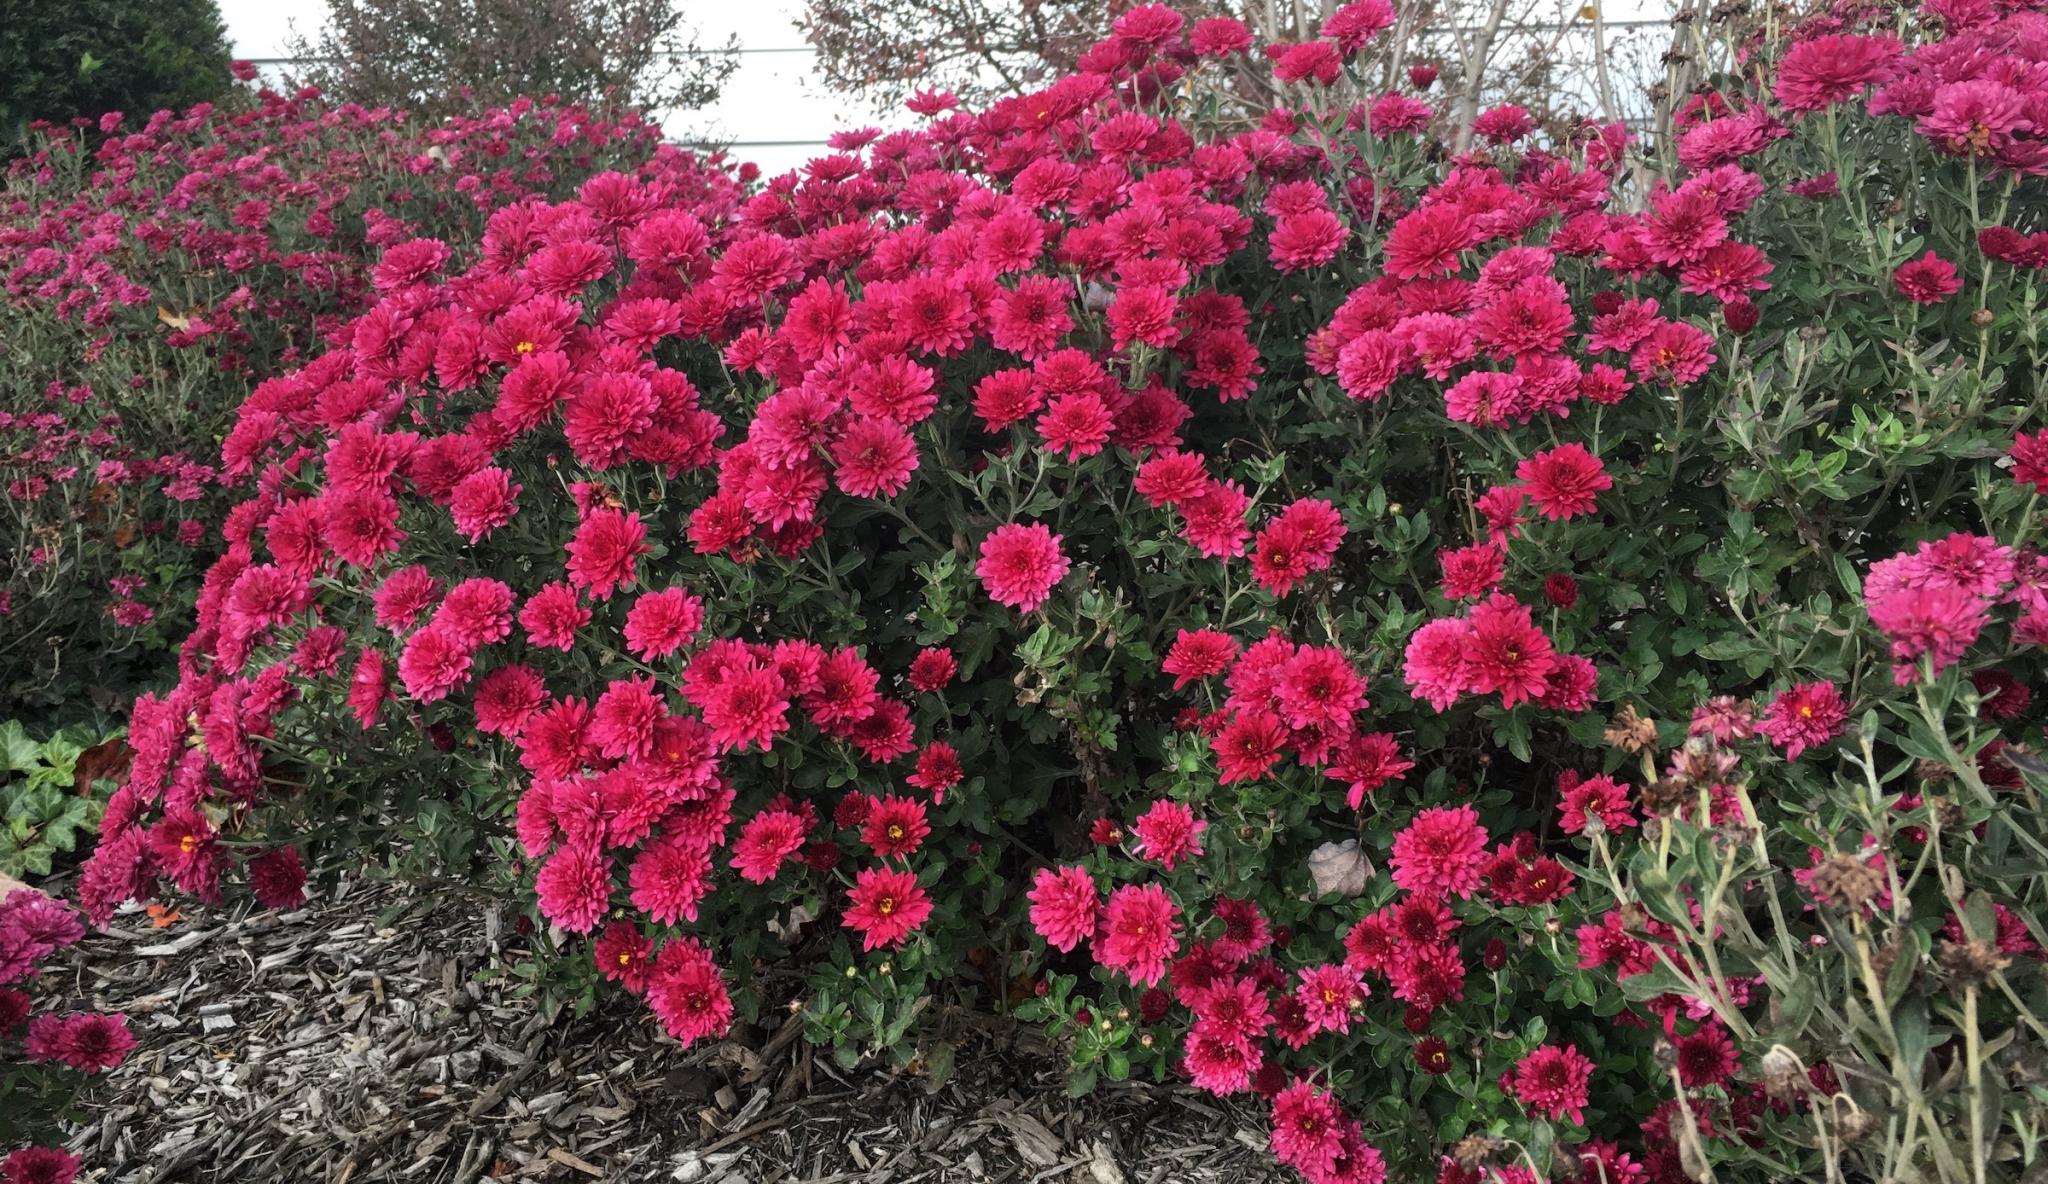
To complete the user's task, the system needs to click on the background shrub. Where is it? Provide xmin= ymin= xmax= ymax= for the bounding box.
xmin=0 ymin=0 xmax=233 ymax=140
xmin=284 ymin=0 xmax=739 ymax=123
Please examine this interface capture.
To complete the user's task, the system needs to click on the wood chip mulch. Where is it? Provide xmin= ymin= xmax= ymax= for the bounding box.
xmin=49 ymin=877 xmax=1287 ymax=1184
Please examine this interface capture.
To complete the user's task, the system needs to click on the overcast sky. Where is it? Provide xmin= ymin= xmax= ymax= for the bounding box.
xmin=216 ymin=0 xmax=846 ymax=175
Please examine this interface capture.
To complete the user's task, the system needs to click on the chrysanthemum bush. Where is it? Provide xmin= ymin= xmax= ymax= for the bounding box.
xmin=69 ymin=0 xmax=2048 ymax=1180
xmin=0 ymin=80 xmax=729 ymax=719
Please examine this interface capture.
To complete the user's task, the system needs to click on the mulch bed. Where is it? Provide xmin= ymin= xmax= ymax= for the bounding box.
xmin=51 ymin=877 xmax=1287 ymax=1184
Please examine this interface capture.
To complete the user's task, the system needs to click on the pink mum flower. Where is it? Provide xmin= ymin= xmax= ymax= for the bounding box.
xmin=1404 ymin=617 xmax=1472 ymax=711
xmin=1132 ymin=799 xmax=1207 ymax=870
xmin=646 ymin=938 xmax=733 ymax=1046
xmin=2010 ymin=431 xmax=2048 ymax=493
xmin=731 ymin=809 xmax=808 ymax=883
xmin=1556 ymin=772 xmax=1637 ymax=836
xmin=1509 ymin=1043 xmax=1595 ymax=1124
xmin=623 ymin=587 xmax=705 ymax=660
xmin=1028 ymin=864 xmax=1099 ymax=952
xmin=1095 ymin=883 xmax=1181 ymax=986
xmin=1894 ymin=251 xmax=1962 ymax=304
xmin=1758 ymin=681 xmax=1848 ymax=759
xmin=1462 ymin=594 xmax=1557 ymax=708
xmin=1389 ymin=805 xmax=1489 ymax=899
xmin=24 ymin=1012 xmax=134 ymax=1072
xmin=976 ymin=522 xmax=1070 ymax=612
xmin=1516 ymin=443 xmax=1612 ymax=521
xmin=1296 ymin=963 xmax=1366 ymax=1035
xmin=1269 ymin=1081 xmax=1349 ymax=1179
xmin=565 ymin=507 xmax=651 ymax=600
xmin=534 ymin=843 xmax=610 ymax=934
xmin=844 ymin=866 xmax=933 ymax=951
xmin=1163 ymin=628 xmax=1240 ymax=689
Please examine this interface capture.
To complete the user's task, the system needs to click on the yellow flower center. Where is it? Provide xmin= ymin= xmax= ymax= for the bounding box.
xmin=879 ymin=896 xmax=896 ymax=916
xmin=514 ymin=340 xmax=536 ymax=354
xmin=179 ymin=834 xmax=198 ymax=855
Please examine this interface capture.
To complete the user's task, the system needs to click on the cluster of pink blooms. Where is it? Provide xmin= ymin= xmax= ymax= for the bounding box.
xmin=1163 ymin=629 xmax=1413 ymax=806
xmin=1864 ymin=528 xmax=2048 ymax=685
xmin=3 ymin=890 xmax=134 ymax=1183
xmin=1027 ymin=774 xmax=1600 ymax=1181
xmin=1 ymin=86 xmax=704 ymax=640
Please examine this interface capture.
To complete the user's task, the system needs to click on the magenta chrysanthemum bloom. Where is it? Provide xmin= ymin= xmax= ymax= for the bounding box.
xmin=1027 ymin=864 xmax=1099 ymax=953
xmin=1510 ymin=1043 xmax=1595 ymax=1124
xmin=1404 ymin=617 xmax=1472 ymax=711
xmin=1758 ymin=681 xmax=1849 ymax=759
xmin=1107 ymin=284 xmax=1179 ymax=351
xmin=700 ymin=658 xmax=792 ymax=752
xmin=593 ymin=919 xmax=652 ymax=994
xmin=1163 ymin=628 xmax=1240 ymax=689
xmin=1189 ymin=16 xmax=1253 ymax=55
xmin=623 ymin=587 xmax=705 ymax=660
xmin=646 ymin=938 xmax=732 ymax=1046
xmin=1268 ymin=1081 xmax=1348 ymax=1179
xmin=1270 ymin=209 xmax=1348 ymax=272
xmin=1037 ymin=391 xmax=1116 ymax=461
xmin=473 ymin=664 xmax=546 ymax=737
xmin=449 ymin=466 xmax=521 ymax=542
xmin=976 ymin=522 xmax=1070 ymax=612
xmin=1132 ymin=799 xmax=1207 ymax=870
xmin=1557 ymin=772 xmax=1637 ymax=836
xmin=1210 ymin=897 xmax=1272 ymax=961
xmin=1328 ymin=732 xmax=1415 ymax=809
xmin=1772 ymin=33 xmax=1902 ymax=111
xmin=1095 ymin=883 xmax=1182 ymax=986
xmin=843 ymin=866 xmax=933 ymax=951
xmin=2 ymin=1147 xmax=80 ymax=1184
xmin=1439 ymin=542 xmax=1505 ymax=601
xmin=25 ymin=1012 xmax=134 ymax=1072
xmin=1866 ymin=580 xmax=1987 ymax=684
xmin=730 ymin=809 xmax=808 ymax=883
xmin=905 ymin=741 xmax=963 ymax=800
xmin=534 ymin=842 xmax=610 ymax=934
xmin=519 ymin=582 xmax=590 ymax=650
xmin=1212 ymin=709 xmax=1288 ymax=783
xmin=861 ymin=795 xmax=931 ymax=859
xmin=1675 ymin=1024 xmax=1741 ymax=1087
xmin=396 ymin=625 xmax=473 ymax=703
xmin=2011 ymin=431 xmax=2048 ymax=493
xmin=629 ymin=832 xmax=712 ymax=924
xmin=1516 ymin=443 xmax=1613 ymax=521
xmin=1275 ymin=645 xmax=1367 ymax=731
xmin=1296 ymin=963 xmax=1367 ymax=1035
xmin=831 ymin=416 xmax=919 ymax=497
xmin=432 ymin=577 xmax=514 ymax=647
xmin=1389 ymin=805 xmax=1489 ymax=898
xmin=591 ymin=676 xmax=665 ymax=760
xmin=1183 ymin=1025 xmax=1260 ymax=1095
xmin=1462 ymin=594 xmax=1558 ymax=708
xmin=565 ymin=507 xmax=650 ymax=600
xmin=1894 ymin=251 xmax=1963 ymax=304
xmin=907 ymin=647 xmax=957 ymax=692
xmin=247 ymin=847 xmax=308 ymax=910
